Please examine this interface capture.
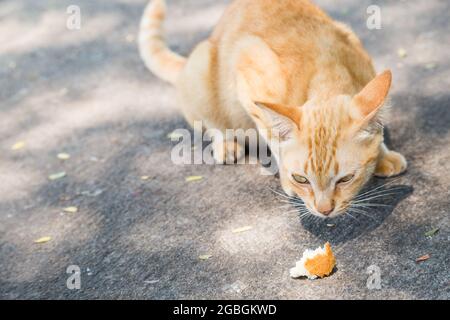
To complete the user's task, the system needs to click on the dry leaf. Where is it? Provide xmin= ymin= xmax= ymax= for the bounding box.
xmin=63 ymin=206 xmax=78 ymax=213
xmin=48 ymin=171 xmax=66 ymax=180
xmin=416 ymin=254 xmax=430 ymax=263
xmin=81 ymin=189 xmax=103 ymax=197
xmin=167 ymin=131 xmax=184 ymax=140
xmin=57 ymin=153 xmax=71 ymax=160
xmin=199 ymin=254 xmax=212 ymax=260
xmin=186 ymin=176 xmax=203 ymax=182
xmin=11 ymin=141 xmax=26 ymax=151
xmin=141 ymin=176 xmax=151 ymax=181
xmin=424 ymin=228 xmax=439 ymax=237
xmin=397 ymin=48 xmax=407 ymax=58
xmin=34 ymin=236 xmax=51 ymax=244
xmin=232 ymin=226 xmax=253 ymax=233
xmin=144 ymin=280 xmax=159 ymax=284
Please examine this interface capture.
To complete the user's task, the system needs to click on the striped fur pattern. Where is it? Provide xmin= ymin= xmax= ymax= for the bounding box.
xmin=138 ymin=0 xmax=186 ymax=84
xmin=139 ymin=0 xmax=407 ymax=217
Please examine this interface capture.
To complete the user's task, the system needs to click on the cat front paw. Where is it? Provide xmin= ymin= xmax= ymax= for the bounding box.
xmin=212 ymin=139 xmax=244 ymax=164
xmin=374 ymin=150 xmax=407 ymax=177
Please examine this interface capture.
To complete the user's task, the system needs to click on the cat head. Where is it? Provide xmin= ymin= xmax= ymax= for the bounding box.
xmin=254 ymin=71 xmax=392 ymax=218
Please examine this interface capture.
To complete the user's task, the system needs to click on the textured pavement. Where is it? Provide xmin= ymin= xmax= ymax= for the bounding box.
xmin=0 ymin=0 xmax=449 ymax=299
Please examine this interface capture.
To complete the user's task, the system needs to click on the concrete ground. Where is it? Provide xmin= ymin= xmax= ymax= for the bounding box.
xmin=0 ymin=0 xmax=449 ymax=299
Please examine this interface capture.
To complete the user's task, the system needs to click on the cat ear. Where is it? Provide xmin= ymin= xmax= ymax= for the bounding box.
xmin=352 ymin=70 xmax=392 ymax=122
xmin=251 ymin=102 xmax=301 ymax=141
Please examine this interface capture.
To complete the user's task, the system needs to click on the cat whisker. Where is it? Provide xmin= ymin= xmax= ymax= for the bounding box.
xmin=351 ymin=203 xmax=391 ymax=208
xmin=286 ymin=209 xmax=309 ymax=213
xmin=348 ymin=207 xmax=377 ymax=221
xmin=275 ymin=205 xmax=307 ymax=212
xmin=352 ymin=192 xmax=400 ymax=203
xmin=354 ymin=186 xmax=405 ymax=200
xmin=269 ymin=188 xmax=311 ymax=211
xmin=344 ymin=211 xmax=357 ymax=220
xmin=299 ymin=212 xmax=310 ymax=220
xmin=272 ymin=192 xmax=308 ymax=215
xmin=283 ymin=207 xmax=308 ymax=213
xmin=354 ymin=177 xmax=402 ymax=199
xmin=314 ymin=215 xmax=324 ymax=222
xmin=269 ymin=188 xmax=298 ymax=201
xmin=275 ymin=202 xmax=307 ymax=207
xmin=278 ymin=198 xmax=306 ymax=206
xmin=353 ymin=188 xmax=405 ymax=202
xmin=286 ymin=211 xmax=308 ymax=216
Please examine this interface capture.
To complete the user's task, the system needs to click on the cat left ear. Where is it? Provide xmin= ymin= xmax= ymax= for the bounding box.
xmin=352 ymin=70 xmax=392 ymax=122
xmin=251 ymin=102 xmax=301 ymax=141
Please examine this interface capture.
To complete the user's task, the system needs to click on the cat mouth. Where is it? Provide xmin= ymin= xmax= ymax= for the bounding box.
xmin=306 ymin=205 xmax=348 ymax=219
xmin=303 ymin=204 xmax=337 ymax=219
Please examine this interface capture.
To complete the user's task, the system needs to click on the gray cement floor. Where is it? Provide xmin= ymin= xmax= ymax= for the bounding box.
xmin=0 ymin=0 xmax=449 ymax=299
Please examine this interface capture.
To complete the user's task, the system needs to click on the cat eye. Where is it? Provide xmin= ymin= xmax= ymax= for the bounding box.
xmin=337 ymin=174 xmax=355 ymax=184
xmin=292 ymin=174 xmax=309 ymax=184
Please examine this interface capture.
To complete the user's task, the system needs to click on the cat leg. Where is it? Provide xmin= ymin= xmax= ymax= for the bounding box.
xmin=176 ymin=40 xmax=245 ymax=164
xmin=374 ymin=143 xmax=407 ymax=177
xmin=210 ymin=132 xmax=244 ymax=164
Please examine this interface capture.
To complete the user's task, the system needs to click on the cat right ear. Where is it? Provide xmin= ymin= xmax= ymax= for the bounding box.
xmin=250 ymin=102 xmax=301 ymax=141
xmin=352 ymin=70 xmax=392 ymax=124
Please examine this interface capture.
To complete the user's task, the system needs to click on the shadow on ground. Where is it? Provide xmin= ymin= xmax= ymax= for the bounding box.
xmin=299 ymin=182 xmax=414 ymax=245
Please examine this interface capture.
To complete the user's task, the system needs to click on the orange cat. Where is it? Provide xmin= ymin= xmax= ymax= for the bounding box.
xmin=139 ymin=0 xmax=407 ymax=218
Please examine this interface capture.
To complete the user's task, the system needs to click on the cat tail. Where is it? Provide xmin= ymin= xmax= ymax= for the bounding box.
xmin=139 ymin=0 xmax=186 ymax=84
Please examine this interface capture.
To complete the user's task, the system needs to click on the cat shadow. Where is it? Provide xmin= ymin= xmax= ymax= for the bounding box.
xmin=295 ymin=178 xmax=413 ymax=245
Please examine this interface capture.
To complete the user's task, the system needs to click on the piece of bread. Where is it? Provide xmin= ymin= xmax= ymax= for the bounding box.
xmin=290 ymin=242 xmax=336 ymax=279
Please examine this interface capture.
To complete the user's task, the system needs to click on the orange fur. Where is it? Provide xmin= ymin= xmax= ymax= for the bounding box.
xmin=139 ymin=0 xmax=407 ymax=217
xmin=139 ymin=0 xmax=186 ymax=84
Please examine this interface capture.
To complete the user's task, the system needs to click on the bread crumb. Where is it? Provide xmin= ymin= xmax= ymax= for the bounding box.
xmin=290 ymin=242 xmax=336 ymax=279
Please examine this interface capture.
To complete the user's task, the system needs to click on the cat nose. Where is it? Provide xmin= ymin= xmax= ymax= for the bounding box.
xmin=318 ymin=207 xmax=334 ymax=216
xmin=316 ymin=201 xmax=335 ymax=216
